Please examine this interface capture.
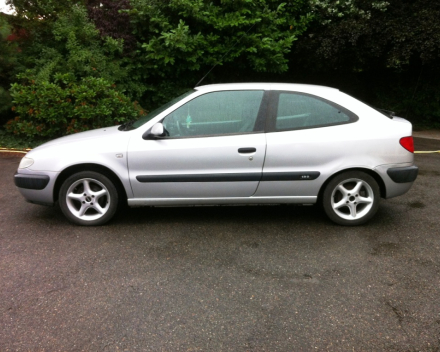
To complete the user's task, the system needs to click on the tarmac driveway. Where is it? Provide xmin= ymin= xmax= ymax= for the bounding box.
xmin=0 ymin=138 xmax=439 ymax=351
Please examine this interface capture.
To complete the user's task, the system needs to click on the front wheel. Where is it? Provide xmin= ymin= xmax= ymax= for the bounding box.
xmin=59 ymin=171 xmax=119 ymax=226
xmin=322 ymin=171 xmax=380 ymax=226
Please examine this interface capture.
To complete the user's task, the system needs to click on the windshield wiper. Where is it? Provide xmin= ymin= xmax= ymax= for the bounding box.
xmin=376 ymin=108 xmax=395 ymax=119
xmin=118 ymin=119 xmax=136 ymax=131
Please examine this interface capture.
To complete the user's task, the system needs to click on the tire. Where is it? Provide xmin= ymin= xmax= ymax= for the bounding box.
xmin=322 ymin=171 xmax=380 ymax=226
xmin=59 ymin=171 xmax=119 ymax=226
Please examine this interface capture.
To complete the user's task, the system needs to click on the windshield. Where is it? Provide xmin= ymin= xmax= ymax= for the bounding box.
xmin=131 ymin=89 xmax=196 ymax=129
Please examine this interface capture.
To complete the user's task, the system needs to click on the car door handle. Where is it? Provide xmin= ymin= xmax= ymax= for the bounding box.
xmin=238 ymin=148 xmax=256 ymax=154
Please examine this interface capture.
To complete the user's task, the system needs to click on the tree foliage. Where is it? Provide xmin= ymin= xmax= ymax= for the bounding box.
xmin=293 ymin=0 xmax=440 ymax=70
xmin=87 ymin=0 xmax=136 ymax=53
xmin=6 ymin=0 xmax=84 ymax=20
xmin=4 ymin=3 xmax=145 ymax=138
xmin=0 ymin=15 xmax=18 ymax=123
xmin=1 ymin=0 xmax=440 ymax=140
xmin=126 ymin=0 xmax=313 ymax=106
xmin=135 ymin=0 xmax=310 ymax=73
xmin=7 ymin=72 xmax=139 ymax=138
xmin=286 ymin=0 xmax=440 ymax=127
xmin=15 ymin=5 xmax=144 ymax=98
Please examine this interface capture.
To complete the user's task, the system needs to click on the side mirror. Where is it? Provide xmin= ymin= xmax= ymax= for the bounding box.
xmin=142 ymin=122 xmax=166 ymax=140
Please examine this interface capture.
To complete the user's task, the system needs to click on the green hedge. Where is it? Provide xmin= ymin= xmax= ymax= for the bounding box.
xmin=6 ymin=72 xmax=141 ymax=139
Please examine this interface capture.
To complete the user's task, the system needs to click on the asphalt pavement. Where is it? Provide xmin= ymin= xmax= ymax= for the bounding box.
xmin=1 ymin=137 xmax=439 ymax=351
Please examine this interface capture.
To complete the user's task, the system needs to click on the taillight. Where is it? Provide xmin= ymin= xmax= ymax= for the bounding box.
xmin=400 ymin=136 xmax=414 ymax=153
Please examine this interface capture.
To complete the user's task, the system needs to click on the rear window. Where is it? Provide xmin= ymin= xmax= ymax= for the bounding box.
xmin=275 ymin=92 xmax=357 ymax=131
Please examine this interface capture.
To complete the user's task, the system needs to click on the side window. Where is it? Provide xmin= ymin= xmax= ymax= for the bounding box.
xmin=162 ymin=90 xmax=264 ymax=138
xmin=275 ymin=93 xmax=356 ymax=131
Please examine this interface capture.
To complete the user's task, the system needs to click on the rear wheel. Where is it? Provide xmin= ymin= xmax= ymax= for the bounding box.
xmin=59 ymin=171 xmax=118 ymax=226
xmin=322 ymin=171 xmax=380 ymax=226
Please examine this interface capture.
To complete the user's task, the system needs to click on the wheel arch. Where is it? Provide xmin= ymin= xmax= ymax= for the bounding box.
xmin=317 ymin=167 xmax=387 ymax=202
xmin=53 ymin=163 xmax=128 ymax=205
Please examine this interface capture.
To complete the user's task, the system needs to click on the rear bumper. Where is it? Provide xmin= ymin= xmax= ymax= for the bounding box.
xmin=387 ymin=166 xmax=418 ymax=183
xmin=374 ymin=164 xmax=418 ymax=199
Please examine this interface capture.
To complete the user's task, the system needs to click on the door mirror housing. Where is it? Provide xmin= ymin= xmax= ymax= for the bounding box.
xmin=143 ymin=122 xmax=166 ymax=140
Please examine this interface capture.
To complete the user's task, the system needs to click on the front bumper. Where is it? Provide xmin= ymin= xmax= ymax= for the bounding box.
xmin=14 ymin=173 xmax=50 ymax=190
xmin=14 ymin=170 xmax=59 ymax=206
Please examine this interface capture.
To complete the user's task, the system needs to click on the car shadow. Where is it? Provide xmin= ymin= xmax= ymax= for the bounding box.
xmin=112 ymin=204 xmax=327 ymax=227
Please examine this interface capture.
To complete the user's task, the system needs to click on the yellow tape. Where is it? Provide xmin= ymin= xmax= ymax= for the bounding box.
xmin=0 ymin=147 xmax=32 ymax=151
xmin=414 ymin=151 xmax=440 ymax=154
xmin=0 ymin=150 xmax=28 ymax=154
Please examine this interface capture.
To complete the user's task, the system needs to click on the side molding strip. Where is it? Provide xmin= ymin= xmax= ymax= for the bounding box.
xmin=137 ymin=173 xmax=261 ymax=183
xmin=136 ymin=172 xmax=320 ymax=183
xmin=261 ymin=172 xmax=320 ymax=181
xmin=128 ymin=196 xmax=318 ymax=206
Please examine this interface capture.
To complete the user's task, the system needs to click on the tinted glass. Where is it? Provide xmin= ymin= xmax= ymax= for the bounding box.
xmin=162 ymin=90 xmax=264 ymax=138
xmin=131 ymin=90 xmax=195 ymax=129
xmin=276 ymin=93 xmax=353 ymax=130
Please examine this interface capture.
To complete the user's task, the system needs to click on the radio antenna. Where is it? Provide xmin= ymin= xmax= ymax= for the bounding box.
xmin=195 ymin=22 xmax=257 ymax=87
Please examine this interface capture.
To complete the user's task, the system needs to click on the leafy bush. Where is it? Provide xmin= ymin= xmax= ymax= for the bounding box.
xmin=373 ymin=72 xmax=440 ymax=129
xmin=9 ymin=4 xmax=146 ymax=102
xmin=127 ymin=0 xmax=314 ymax=108
xmin=5 ymin=0 xmax=440 ymax=134
xmin=6 ymin=72 xmax=140 ymax=139
xmin=0 ymin=14 xmax=19 ymax=126
xmin=0 ymin=128 xmax=47 ymax=149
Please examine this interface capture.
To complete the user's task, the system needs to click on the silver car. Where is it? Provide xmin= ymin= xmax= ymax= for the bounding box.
xmin=14 ymin=83 xmax=418 ymax=226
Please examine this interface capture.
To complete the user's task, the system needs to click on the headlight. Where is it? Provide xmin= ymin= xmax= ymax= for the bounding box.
xmin=18 ymin=157 xmax=34 ymax=169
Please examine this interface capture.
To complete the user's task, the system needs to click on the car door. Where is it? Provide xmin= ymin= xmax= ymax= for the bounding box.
xmin=255 ymin=91 xmax=359 ymax=200
xmin=128 ymin=90 xmax=268 ymax=201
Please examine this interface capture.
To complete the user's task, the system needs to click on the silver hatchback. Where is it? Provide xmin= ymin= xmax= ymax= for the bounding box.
xmin=14 ymin=83 xmax=418 ymax=226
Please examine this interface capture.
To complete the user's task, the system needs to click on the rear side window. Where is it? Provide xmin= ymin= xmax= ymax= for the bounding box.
xmin=275 ymin=92 xmax=357 ymax=131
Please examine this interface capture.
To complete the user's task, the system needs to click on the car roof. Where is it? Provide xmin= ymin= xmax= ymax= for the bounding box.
xmin=195 ymin=83 xmax=339 ymax=94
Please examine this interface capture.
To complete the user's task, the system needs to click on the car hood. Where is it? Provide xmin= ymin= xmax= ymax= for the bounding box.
xmin=34 ymin=125 xmax=123 ymax=150
xmin=26 ymin=125 xmax=132 ymax=172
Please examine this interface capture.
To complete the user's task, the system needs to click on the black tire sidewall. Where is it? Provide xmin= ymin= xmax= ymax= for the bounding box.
xmin=59 ymin=171 xmax=119 ymax=226
xmin=323 ymin=171 xmax=380 ymax=226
